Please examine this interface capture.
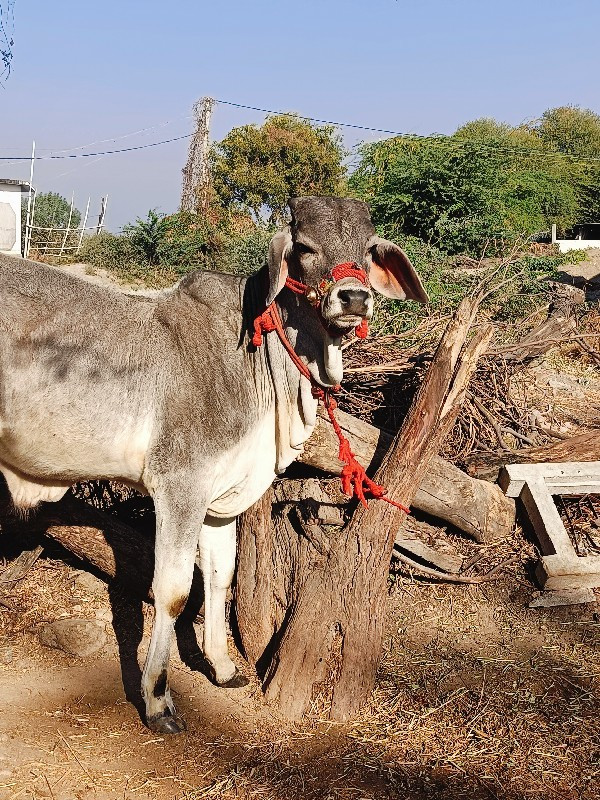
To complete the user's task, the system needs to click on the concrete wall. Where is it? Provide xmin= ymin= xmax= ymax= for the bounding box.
xmin=556 ymin=239 xmax=600 ymax=254
xmin=551 ymin=223 xmax=600 ymax=255
xmin=0 ymin=184 xmax=22 ymax=255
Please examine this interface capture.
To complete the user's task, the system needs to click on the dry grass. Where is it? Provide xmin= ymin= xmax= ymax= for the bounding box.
xmin=2 ymin=517 xmax=599 ymax=800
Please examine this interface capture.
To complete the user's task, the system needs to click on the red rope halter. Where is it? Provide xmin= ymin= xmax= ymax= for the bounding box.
xmin=252 ymin=263 xmax=410 ymax=514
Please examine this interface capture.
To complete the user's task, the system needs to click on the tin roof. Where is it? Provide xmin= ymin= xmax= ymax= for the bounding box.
xmin=0 ymin=178 xmax=34 ymax=190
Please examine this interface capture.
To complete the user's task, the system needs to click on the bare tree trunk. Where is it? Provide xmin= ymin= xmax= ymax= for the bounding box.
xmin=237 ymin=300 xmax=493 ymax=720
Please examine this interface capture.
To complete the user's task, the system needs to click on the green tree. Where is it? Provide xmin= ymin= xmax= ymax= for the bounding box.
xmin=28 ymin=191 xmax=81 ymax=232
xmin=350 ymin=119 xmax=577 ymax=255
xmin=534 ymin=106 xmax=600 ymax=224
xmin=22 ymin=191 xmax=82 ymax=257
xmin=123 ymin=209 xmax=169 ymax=266
xmin=535 ymin=106 xmax=600 ymax=158
xmin=210 ymin=114 xmax=347 ymax=223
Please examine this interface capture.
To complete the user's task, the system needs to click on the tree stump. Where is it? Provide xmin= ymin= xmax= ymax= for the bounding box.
xmin=236 ymin=299 xmax=493 ymax=720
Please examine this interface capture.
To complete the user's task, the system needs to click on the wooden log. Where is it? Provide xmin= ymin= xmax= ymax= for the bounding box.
xmin=0 ymin=494 xmax=159 ymax=604
xmin=466 ymin=429 xmax=600 ymax=481
xmin=299 ymin=407 xmax=515 ymax=543
xmin=259 ymin=301 xmax=493 ymax=720
xmin=0 ymin=546 xmax=44 ymax=587
xmin=490 ymin=315 xmax=576 ymax=363
xmin=42 ymin=495 xmax=157 ymax=600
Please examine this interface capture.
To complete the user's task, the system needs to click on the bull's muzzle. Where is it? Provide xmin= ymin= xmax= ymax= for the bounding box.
xmin=322 ymin=279 xmax=374 ymax=332
xmin=336 ymin=287 xmax=370 ymax=315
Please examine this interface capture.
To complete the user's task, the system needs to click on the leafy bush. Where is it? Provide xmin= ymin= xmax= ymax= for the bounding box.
xmin=370 ymin=236 xmax=588 ymax=337
xmin=80 ymin=210 xmax=275 ymax=285
xmin=79 ymin=231 xmax=141 ymax=274
xmin=369 ymin=236 xmax=476 ymax=336
xmin=122 ymin=209 xmax=168 ymax=266
xmin=157 ymin=210 xmax=224 ymax=273
xmin=490 ymin=249 xmax=587 ymax=322
xmin=22 ymin=191 xmax=83 ymax=259
xmin=350 ymin=131 xmax=577 ymax=256
xmin=214 ymin=225 xmax=274 ymax=275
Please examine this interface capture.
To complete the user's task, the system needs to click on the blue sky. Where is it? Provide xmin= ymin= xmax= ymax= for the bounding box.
xmin=1 ymin=0 xmax=599 ymax=230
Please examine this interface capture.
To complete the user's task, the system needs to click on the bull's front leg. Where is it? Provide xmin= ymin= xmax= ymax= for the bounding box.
xmin=198 ymin=515 xmax=248 ymax=688
xmin=142 ymin=482 xmax=207 ymax=734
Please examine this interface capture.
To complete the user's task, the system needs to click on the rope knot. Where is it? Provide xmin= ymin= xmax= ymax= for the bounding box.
xmin=330 ymin=262 xmax=369 ymax=286
xmin=252 ymin=307 xmax=277 ymax=348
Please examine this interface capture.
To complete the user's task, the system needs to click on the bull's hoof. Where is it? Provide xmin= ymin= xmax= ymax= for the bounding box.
xmin=204 ymin=661 xmax=250 ymax=688
xmin=147 ymin=710 xmax=187 ymax=734
xmin=216 ymin=668 xmax=250 ymax=689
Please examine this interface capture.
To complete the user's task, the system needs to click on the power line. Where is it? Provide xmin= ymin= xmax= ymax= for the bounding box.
xmin=213 ymin=98 xmax=600 ymax=167
xmin=35 ymin=115 xmax=192 ymax=156
xmin=0 ymin=114 xmax=193 ymax=170
xmin=0 ymin=132 xmax=194 ymax=161
xmin=215 ymin=98 xmax=414 ymax=137
xmin=2 ymin=96 xmax=600 ymax=170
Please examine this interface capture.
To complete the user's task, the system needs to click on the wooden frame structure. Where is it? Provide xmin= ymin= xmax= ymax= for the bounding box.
xmin=500 ymin=462 xmax=600 ymax=589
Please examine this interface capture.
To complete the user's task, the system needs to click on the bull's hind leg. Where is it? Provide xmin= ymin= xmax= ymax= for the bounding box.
xmin=198 ymin=516 xmax=248 ymax=687
xmin=142 ymin=484 xmax=206 ymax=734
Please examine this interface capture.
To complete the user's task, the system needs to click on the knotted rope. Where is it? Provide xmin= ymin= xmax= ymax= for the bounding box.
xmin=252 ymin=264 xmax=409 ymax=514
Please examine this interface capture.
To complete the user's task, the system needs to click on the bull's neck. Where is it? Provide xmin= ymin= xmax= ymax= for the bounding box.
xmin=243 ymin=269 xmax=318 ymax=472
xmin=242 ymin=269 xmax=302 ymax=401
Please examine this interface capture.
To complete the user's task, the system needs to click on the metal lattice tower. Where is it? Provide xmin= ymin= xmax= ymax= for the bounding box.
xmin=181 ymin=96 xmax=215 ymax=214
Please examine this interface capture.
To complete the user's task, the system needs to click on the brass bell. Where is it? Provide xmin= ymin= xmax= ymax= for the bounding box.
xmin=305 ymin=287 xmax=319 ymax=305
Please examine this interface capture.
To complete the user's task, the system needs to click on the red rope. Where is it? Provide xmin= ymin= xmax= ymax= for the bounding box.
xmin=253 ymin=268 xmax=409 ymax=515
xmin=286 ymin=263 xmax=370 ymax=339
xmin=330 ymin=262 xmax=369 ymax=284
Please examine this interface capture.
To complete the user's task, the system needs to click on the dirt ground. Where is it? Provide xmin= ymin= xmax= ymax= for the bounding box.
xmin=2 ymin=256 xmax=600 ymax=800
xmin=1 ymin=539 xmax=599 ymax=800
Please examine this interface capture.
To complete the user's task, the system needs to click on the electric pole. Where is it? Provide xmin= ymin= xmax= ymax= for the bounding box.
xmin=181 ymin=96 xmax=215 ymax=215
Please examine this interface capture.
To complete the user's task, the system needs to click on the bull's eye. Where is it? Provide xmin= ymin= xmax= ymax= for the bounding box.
xmin=296 ymin=243 xmax=314 ymax=255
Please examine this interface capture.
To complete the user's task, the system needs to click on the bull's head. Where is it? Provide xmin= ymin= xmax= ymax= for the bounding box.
xmin=265 ymin=196 xmax=428 ymax=387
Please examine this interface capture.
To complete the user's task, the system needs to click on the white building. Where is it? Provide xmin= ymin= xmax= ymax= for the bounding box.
xmin=0 ymin=178 xmax=33 ymax=256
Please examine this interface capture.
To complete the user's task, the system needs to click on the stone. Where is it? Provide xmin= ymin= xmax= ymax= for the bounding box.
xmin=94 ymin=607 xmax=113 ymax=623
xmin=545 ymin=373 xmax=585 ymax=397
xmin=38 ymin=618 xmax=107 ymax=657
xmin=0 ymin=645 xmax=13 ymax=664
xmin=529 ymin=588 xmax=596 ymax=608
xmin=72 ymin=570 xmax=107 ymax=597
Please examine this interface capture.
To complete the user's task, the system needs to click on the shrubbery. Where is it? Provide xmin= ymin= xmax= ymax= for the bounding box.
xmin=369 ymin=234 xmax=587 ymax=336
xmin=80 ymin=209 xmax=275 ymax=286
xmin=350 ymin=107 xmax=600 ymax=257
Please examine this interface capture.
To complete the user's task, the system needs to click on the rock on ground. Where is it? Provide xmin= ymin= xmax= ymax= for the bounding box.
xmin=38 ymin=618 xmax=107 ymax=657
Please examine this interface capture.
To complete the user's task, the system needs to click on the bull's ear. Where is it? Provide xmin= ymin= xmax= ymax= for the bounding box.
xmin=366 ymin=236 xmax=429 ymax=303
xmin=266 ymin=228 xmax=292 ymax=304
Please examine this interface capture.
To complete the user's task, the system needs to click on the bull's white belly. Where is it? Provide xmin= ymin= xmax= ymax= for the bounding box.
xmin=207 ymin=410 xmax=279 ymax=518
xmin=0 ymin=413 xmax=153 ymax=509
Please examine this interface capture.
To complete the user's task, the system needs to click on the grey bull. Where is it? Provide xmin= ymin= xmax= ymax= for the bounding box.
xmin=0 ymin=196 xmax=427 ymax=733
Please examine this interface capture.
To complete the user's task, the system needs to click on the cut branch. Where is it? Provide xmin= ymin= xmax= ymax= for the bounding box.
xmin=298 ymin=409 xmax=515 ymax=544
xmin=466 ymin=429 xmax=600 ymax=481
